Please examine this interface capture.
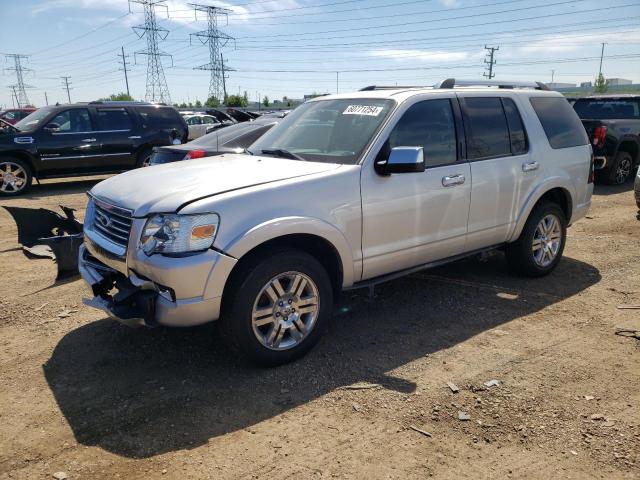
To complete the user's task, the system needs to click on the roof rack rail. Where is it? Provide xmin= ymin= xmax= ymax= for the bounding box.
xmin=359 ymin=85 xmax=429 ymax=91
xmin=435 ymin=78 xmax=549 ymax=90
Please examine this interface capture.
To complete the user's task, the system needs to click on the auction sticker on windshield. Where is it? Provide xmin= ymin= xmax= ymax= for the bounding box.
xmin=343 ymin=105 xmax=384 ymax=116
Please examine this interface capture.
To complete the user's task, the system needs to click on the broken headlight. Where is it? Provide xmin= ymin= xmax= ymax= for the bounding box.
xmin=140 ymin=213 xmax=219 ymax=255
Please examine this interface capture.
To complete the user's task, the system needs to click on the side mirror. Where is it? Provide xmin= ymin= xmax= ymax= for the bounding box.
xmin=375 ymin=146 xmax=425 ymax=175
xmin=44 ymin=123 xmax=60 ymax=132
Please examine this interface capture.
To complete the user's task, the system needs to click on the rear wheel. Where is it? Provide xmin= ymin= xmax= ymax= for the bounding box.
xmin=135 ymin=147 xmax=153 ymax=168
xmin=506 ymin=202 xmax=566 ymax=277
xmin=603 ymin=151 xmax=633 ymax=185
xmin=219 ymin=249 xmax=333 ymax=366
xmin=0 ymin=158 xmax=32 ymax=196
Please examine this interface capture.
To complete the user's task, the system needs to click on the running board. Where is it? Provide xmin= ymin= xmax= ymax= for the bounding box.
xmin=346 ymin=245 xmax=503 ymax=291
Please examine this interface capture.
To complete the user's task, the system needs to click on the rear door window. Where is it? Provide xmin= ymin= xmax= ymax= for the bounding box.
xmin=530 ymin=97 xmax=588 ymax=149
xmin=460 ymin=97 xmax=511 ymax=160
xmin=502 ymin=98 xmax=528 ymax=155
xmin=96 ymin=108 xmax=132 ymax=131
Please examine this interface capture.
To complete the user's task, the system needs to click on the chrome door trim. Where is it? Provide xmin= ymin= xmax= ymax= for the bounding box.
xmin=40 ymin=152 xmax=129 ymax=161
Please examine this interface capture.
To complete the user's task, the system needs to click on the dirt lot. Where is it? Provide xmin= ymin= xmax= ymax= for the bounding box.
xmin=0 ymin=177 xmax=638 ymax=479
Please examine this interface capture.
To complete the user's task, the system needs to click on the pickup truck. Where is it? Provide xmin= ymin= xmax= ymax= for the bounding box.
xmin=573 ymin=95 xmax=640 ymax=184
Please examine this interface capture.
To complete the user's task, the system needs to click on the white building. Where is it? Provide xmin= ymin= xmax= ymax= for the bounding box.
xmin=607 ymin=78 xmax=632 ymax=86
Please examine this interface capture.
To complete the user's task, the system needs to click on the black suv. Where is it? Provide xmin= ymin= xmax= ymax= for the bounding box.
xmin=0 ymin=101 xmax=188 ymax=196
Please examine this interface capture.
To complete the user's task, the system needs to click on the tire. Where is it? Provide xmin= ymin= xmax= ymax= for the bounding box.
xmin=219 ymin=249 xmax=333 ymax=366
xmin=603 ymin=151 xmax=633 ymax=185
xmin=135 ymin=147 xmax=153 ymax=168
xmin=506 ymin=202 xmax=567 ymax=277
xmin=0 ymin=157 xmax=33 ymax=196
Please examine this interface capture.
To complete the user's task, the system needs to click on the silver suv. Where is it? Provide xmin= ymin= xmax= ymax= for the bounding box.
xmin=79 ymin=79 xmax=593 ymax=365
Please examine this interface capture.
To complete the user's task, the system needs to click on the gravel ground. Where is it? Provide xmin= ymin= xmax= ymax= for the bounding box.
xmin=0 ymin=176 xmax=638 ymax=479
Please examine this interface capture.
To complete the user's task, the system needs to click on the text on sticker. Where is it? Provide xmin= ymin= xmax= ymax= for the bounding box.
xmin=343 ymin=105 xmax=384 ymax=116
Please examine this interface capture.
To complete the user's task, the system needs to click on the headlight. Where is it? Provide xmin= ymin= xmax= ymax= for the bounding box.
xmin=140 ymin=213 xmax=219 ymax=255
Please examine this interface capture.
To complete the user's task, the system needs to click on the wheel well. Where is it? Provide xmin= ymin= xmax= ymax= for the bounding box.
xmin=222 ymin=234 xmax=344 ymax=306
xmin=0 ymin=152 xmax=35 ymax=177
xmin=617 ymin=141 xmax=639 ymax=166
xmin=537 ymin=188 xmax=572 ymax=223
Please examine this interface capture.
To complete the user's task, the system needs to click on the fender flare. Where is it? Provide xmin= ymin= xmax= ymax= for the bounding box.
xmin=508 ymin=177 xmax=575 ymax=242
xmin=222 ymin=216 xmax=357 ymax=287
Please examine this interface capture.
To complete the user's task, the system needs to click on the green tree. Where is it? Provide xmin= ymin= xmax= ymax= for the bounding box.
xmin=101 ymin=92 xmax=134 ymax=101
xmin=226 ymin=94 xmax=249 ymax=107
xmin=195 ymin=99 xmax=202 ymax=108
xmin=242 ymin=90 xmax=249 ymax=105
xmin=594 ymin=73 xmax=609 ymax=94
xmin=206 ymin=96 xmax=221 ymax=108
xmin=262 ymin=95 xmax=270 ymax=107
xmin=179 ymin=102 xmax=187 ymax=108
xmin=188 ymin=102 xmax=194 ymax=108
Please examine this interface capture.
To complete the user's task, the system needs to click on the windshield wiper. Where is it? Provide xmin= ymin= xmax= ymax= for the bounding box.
xmin=260 ymin=148 xmax=304 ymax=161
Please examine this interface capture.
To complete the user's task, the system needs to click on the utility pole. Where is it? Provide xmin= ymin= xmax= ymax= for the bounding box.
xmin=551 ymin=69 xmax=555 ymax=84
xmin=221 ymin=53 xmax=233 ymax=102
xmin=5 ymin=54 xmax=33 ymax=106
xmin=189 ymin=3 xmax=235 ymax=104
xmin=483 ymin=45 xmax=499 ymax=79
xmin=118 ymin=46 xmax=131 ymax=97
xmin=61 ymin=76 xmax=72 ymax=103
xmin=598 ymin=42 xmax=607 ymax=77
xmin=336 ymin=72 xmax=339 ymax=94
xmin=130 ymin=0 xmax=172 ymax=104
xmin=44 ymin=91 xmax=48 ymax=105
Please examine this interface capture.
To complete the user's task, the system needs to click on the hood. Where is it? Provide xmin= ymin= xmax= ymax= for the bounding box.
xmin=91 ymin=153 xmax=341 ymax=217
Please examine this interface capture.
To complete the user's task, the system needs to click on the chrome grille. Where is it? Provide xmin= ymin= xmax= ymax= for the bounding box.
xmin=91 ymin=198 xmax=133 ymax=248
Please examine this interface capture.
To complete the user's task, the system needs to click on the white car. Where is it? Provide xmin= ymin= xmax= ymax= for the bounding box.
xmin=79 ymin=79 xmax=593 ymax=365
xmin=183 ymin=114 xmax=223 ymax=140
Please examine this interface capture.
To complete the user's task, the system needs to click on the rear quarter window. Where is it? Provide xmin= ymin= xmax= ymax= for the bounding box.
xmin=137 ymin=106 xmax=183 ymax=128
xmin=530 ymin=97 xmax=588 ymax=149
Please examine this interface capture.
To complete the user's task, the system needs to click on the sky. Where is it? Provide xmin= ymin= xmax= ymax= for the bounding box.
xmin=0 ymin=0 xmax=639 ymax=108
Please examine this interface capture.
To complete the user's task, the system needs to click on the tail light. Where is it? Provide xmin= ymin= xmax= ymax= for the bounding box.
xmin=183 ymin=149 xmax=206 ymax=160
xmin=592 ymin=126 xmax=607 ymax=147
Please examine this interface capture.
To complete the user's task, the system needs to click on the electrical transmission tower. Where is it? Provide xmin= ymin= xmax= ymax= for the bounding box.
xmin=483 ymin=45 xmax=499 ymax=79
xmin=5 ymin=54 xmax=33 ymax=107
xmin=130 ymin=0 xmax=172 ymax=104
xmin=189 ymin=3 xmax=235 ymax=103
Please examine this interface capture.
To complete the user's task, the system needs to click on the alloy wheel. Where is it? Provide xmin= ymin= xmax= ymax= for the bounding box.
xmin=615 ymin=157 xmax=632 ymax=184
xmin=0 ymin=161 xmax=28 ymax=193
xmin=532 ymin=214 xmax=562 ymax=268
xmin=251 ymin=271 xmax=320 ymax=351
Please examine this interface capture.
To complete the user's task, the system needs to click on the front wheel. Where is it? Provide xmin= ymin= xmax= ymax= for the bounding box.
xmin=506 ymin=202 xmax=567 ymax=277
xmin=219 ymin=249 xmax=333 ymax=366
xmin=0 ymin=158 xmax=32 ymax=196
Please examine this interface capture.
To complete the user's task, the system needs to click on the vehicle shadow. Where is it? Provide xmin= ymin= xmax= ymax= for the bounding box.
xmin=17 ymin=177 xmax=108 ymax=200
xmin=593 ymin=181 xmax=633 ymax=196
xmin=44 ymin=254 xmax=600 ymax=458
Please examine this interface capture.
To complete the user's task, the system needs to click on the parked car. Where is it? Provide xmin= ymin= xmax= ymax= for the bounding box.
xmin=205 ymin=109 xmax=237 ymax=127
xmin=183 ymin=114 xmax=225 ymax=140
xmin=0 ymin=107 xmax=37 ymax=125
xmin=0 ymin=101 xmax=188 ymax=196
xmin=150 ymin=114 xmax=284 ymax=165
xmin=573 ymin=95 xmax=640 ymax=184
xmin=79 ymin=79 xmax=592 ymax=365
xmin=225 ymin=108 xmax=254 ymax=123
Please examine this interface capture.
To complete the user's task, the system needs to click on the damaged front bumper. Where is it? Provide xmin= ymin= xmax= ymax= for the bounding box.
xmin=78 ymin=243 xmax=236 ymax=328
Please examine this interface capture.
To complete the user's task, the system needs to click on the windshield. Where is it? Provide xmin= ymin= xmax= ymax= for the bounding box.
xmin=247 ymin=98 xmax=395 ymax=164
xmin=14 ymin=106 xmax=55 ymax=131
xmin=573 ymin=99 xmax=640 ymax=119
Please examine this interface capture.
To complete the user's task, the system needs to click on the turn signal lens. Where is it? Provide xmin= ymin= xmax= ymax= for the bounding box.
xmin=191 ymin=224 xmax=216 ymax=240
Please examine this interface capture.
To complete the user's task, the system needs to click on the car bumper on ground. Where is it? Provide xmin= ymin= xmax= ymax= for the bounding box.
xmin=78 ymin=242 xmax=237 ymax=328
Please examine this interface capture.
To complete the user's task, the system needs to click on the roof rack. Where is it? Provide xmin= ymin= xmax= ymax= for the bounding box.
xmin=87 ymin=100 xmax=166 ymax=105
xmin=435 ymin=78 xmax=549 ymax=90
xmin=359 ymin=85 xmax=429 ymax=91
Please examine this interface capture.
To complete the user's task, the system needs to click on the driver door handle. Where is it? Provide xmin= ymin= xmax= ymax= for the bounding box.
xmin=442 ymin=174 xmax=466 ymax=187
xmin=82 ymin=138 xmax=96 ymax=142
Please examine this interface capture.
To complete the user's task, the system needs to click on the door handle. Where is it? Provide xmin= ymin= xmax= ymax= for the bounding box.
xmin=522 ymin=161 xmax=539 ymax=172
xmin=442 ymin=174 xmax=466 ymax=187
xmin=82 ymin=138 xmax=96 ymax=142
xmin=128 ymin=135 xmax=141 ymax=139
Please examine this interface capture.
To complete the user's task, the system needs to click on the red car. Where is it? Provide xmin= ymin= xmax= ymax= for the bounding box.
xmin=0 ymin=108 xmax=36 ymax=125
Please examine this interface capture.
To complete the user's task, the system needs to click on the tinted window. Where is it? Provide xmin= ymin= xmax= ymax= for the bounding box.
xmin=50 ymin=109 xmax=92 ymax=132
xmin=96 ymin=108 xmax=132 ymax=131
xmin=573 ymin=99 xmax=640 ymax=119
xmin=187 ymin=116 xmax=202 ymax=125
xmin=530 ymin=97 xmax=589 ymax=149
xmin=387 ymin=99 xmax=457 ymax=167
xmin=138 ymin=106 xmax=182 ymax=128
xmin=502 ymin=98 xmax=528 ymax=155
xmin=461 ymin=97 xmax=511 ymax=160
xmin=202 ymin=116 xmax=217 ymax=124
xmin=223 ymin=125 xmax=273 ymax=149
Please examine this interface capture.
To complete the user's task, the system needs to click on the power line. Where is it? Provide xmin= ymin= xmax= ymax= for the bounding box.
xmin=189 ymin=3 xmax=235 ymax=102
xmin=484 ymin=45 xmax=499 ymax=79
xmin=4 ymin=54 xmax=33 ymax=107
xmin=130 ymin=0 xmax=172 ymax=103
xmin=61 ymin=76 xmax=72 ymax=103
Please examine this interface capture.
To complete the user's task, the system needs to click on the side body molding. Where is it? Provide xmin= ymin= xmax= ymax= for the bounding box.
xmin=222 ymin=216 xmax=358 ymax=288
xmin=508 ymin=176 xmax=575 ymax=242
